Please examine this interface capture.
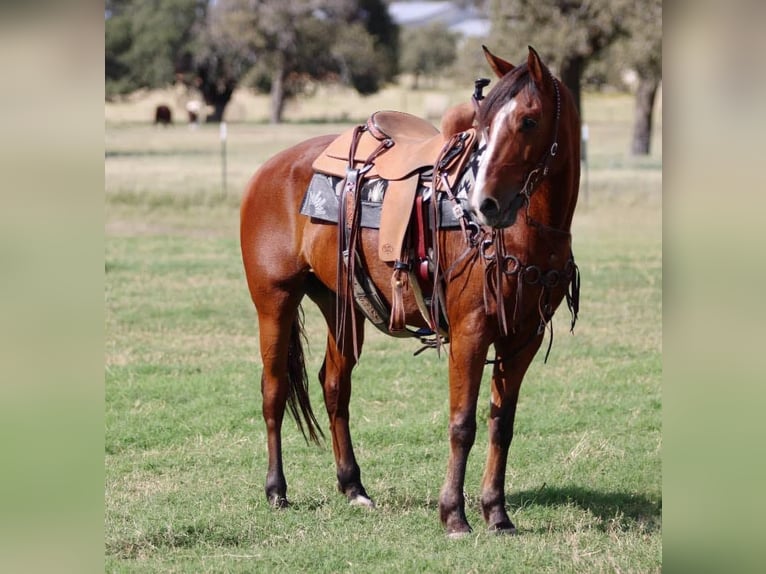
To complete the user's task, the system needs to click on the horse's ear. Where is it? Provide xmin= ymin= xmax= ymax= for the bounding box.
xmin=527 ymin=46 xmax=553 ymax=93
xmin=482 ymin=45 xmax=515 ymax=78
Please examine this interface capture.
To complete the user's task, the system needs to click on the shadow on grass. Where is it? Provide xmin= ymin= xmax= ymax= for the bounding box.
xmin=257 ymin=483 xmax=660 ymax=531
xmin=349 ymin=483 xmax=659 ymax=521
xmin=508 ymin=483 xmax=661 ymax=533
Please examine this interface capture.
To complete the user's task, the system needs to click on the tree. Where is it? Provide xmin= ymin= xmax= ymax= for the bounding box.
xmin=399 ymin=23 xmax=459 ymax=89
xmin=198 ymin=0 xmax=398 ymax=123
xmin=105 ymin=0 xmax=206 ymax=98
xmin=618 ymin=0 xmax=662 ymax=155
xmin=486 ymin=0 xmax=632 ymax=119
xmin=106 ymin=0 xmax=397 ymax=123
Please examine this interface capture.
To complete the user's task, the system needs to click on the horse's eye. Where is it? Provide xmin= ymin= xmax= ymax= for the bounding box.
xmin=521 ymin=117 xmax=538 ymax=131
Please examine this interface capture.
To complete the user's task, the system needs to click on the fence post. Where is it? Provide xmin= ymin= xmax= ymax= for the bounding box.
xmin=220 ymin=121 xmax=228 ymax=198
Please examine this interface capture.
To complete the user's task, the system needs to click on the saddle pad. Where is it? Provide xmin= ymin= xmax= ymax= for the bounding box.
xmin=300 ymin=174 xmax=386 ymax=229
xmin=301 ymin=144 xmax=482 ymax=229
xmin=300 ymin=174 xmax=472 ymax=230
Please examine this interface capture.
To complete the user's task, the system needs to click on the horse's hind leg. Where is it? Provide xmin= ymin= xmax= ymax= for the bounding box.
xmin=318 ymin=335 xmax=373 ymax=506
xmin=256 ymin=286 xmax=309 ymax=507
xmin=306 ymin=278 xmax=373 ymax=507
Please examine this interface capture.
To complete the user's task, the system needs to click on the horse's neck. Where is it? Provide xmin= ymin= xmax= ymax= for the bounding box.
xmin=529 ymin=108 xmax=580 ymax=227
xmin=528 ymin=112 xmax=580 ymax=234
xmin=528 ymin=170 xmax=578 ymax=235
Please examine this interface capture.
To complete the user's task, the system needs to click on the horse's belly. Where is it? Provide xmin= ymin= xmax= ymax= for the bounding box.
xmin=302 ymin=222 xmax=429 ymax=330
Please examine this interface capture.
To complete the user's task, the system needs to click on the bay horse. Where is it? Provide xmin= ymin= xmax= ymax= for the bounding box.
xmin=240 ymin=46 xmax=580 ymax=537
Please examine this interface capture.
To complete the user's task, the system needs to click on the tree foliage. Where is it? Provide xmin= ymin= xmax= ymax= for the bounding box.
xmin=206 ymin=0 xmax=398 ymax=121
xmin=485 ymin=0 xmax=661 ymax=154
xmin=617 ymin=0 xmax=662 ymax=80
xmin=106 ymin=0 xmax=398 ymax=122
xmin=399 ymin=23 xmax=459 ymax=89
xmin=611 ymin=0 xmax=662 ymax=154
xmin=106 ymin=0 xmax=206 ymax=97
xmin=487 ymin=0 xmax=633 ymax=116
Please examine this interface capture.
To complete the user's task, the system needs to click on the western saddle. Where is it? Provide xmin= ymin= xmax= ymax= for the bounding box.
xmin=310 ymin=102 xmax=479 ymax=343
xmin=314 ymin=111 xmax=443 ymax=180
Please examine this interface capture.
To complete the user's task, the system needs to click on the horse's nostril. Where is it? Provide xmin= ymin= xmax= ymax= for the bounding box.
xmin=479 ymin=197 xmax=500 ymax=217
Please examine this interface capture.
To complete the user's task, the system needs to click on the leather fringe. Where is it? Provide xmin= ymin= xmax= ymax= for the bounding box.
xmin=566 ymin=256 xmax=580 ymax=332
xmin=389 ymin=263 xmax=409 ymax=332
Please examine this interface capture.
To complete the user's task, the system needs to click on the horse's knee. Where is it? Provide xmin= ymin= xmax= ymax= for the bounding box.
xmin=319 ymin=362 xmax=352 ymax=417
xmin=261 ymin=384 xmax=287 ymax=424
xmin=449 ymin=415 xmax=477 ymax=447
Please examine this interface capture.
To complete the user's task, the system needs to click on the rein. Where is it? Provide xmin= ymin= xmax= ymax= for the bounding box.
xmin=337 ymin=125 xmax=394 ymax=359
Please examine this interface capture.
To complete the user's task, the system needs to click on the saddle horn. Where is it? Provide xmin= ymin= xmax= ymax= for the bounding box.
xmin=473 ymin=78 xmax=491 ymax=102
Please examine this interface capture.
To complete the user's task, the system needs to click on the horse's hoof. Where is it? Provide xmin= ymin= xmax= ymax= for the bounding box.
xmin=446 ymin=529 xmax=472 ymax=540
xmin=349 ymin=494 xmax=376 ymax=508
xmin=269 ymin=495 xmax=289 ymax=509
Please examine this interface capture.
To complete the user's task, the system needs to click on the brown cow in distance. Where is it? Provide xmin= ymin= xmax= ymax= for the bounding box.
xmin=154 ymin=105 xmax=172 ymax=126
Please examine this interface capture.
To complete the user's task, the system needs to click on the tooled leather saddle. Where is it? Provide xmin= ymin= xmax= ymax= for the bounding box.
xmin=301 ymin=105 xmax=479 ymax=345
xmin=313 ymin=110 xmax=476 ymax=260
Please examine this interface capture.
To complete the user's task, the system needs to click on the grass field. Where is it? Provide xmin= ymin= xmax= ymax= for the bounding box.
xmin=105 ymin=85 xmax=661 ymax=572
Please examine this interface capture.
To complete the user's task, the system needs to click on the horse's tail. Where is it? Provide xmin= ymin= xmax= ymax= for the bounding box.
xmin=286 ymin=307 xmax=324 ymax=445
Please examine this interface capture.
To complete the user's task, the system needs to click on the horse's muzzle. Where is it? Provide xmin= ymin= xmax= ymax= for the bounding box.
xmin=472 ymin=193 xmax=524 ymax=229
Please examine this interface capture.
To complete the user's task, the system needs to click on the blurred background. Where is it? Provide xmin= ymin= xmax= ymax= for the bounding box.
xmin=105 ymin=0 xmax=661 ymax=157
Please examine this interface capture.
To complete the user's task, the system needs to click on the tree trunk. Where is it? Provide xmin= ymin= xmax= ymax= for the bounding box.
xmin=200 ymin=78 xmax=234 ymax=124
xmin=631 ymin=76 xmax=660 ymax=155
xmin=207 ymin=100 xmax=227 ymax=123
xmin=270 ymin=62 xmax=287 ymax=124
xmin=559 ymin=55 xmax=584 ymax=121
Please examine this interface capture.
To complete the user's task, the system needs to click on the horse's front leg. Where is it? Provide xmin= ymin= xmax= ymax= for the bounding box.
xmin=480 ymin=336 xmax=542 ymax=532
xmin=439 ymin=321 xmax=491 ymax=537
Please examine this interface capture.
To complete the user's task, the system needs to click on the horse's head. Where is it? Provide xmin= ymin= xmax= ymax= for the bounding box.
xmin=470 ymin=46 xmax=577 ymax=229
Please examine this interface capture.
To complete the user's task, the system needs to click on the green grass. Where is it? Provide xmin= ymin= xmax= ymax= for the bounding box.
xmin=105 ymin=89 xmax=661 ymax=572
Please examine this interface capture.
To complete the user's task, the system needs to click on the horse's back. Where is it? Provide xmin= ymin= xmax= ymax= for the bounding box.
xmin=242 ymin=134 xmax=335 ymax=216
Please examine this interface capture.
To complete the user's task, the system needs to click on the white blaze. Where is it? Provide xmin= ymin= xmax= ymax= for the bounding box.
xmin=471 ymin=98 xmax=517 ymax=215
